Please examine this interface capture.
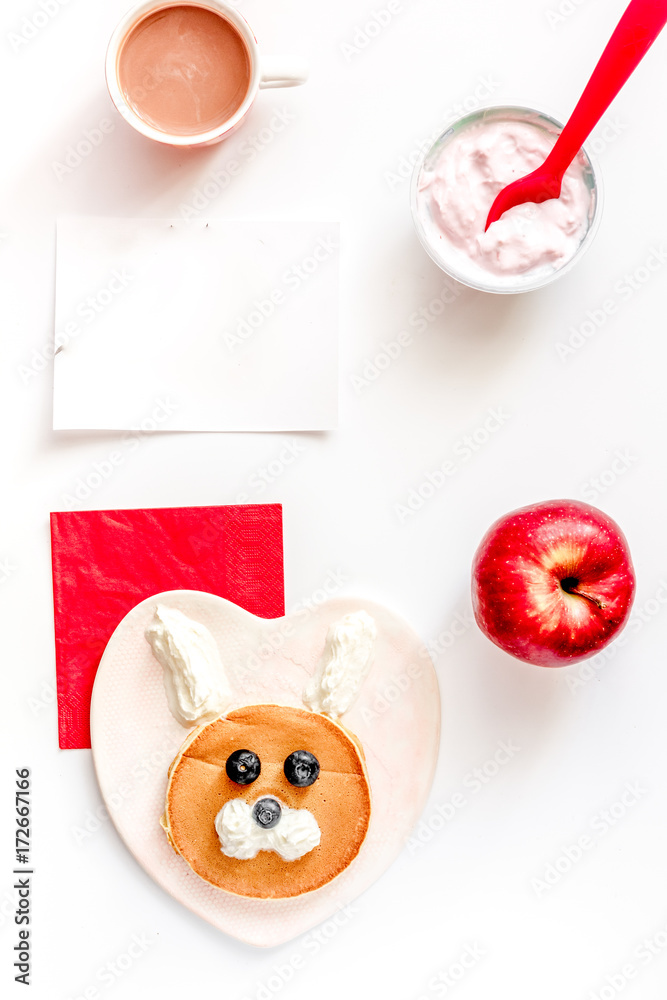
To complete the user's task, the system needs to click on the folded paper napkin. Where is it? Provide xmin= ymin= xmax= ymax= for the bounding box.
xmin=50 ymin=504 xmax=284 ymax=749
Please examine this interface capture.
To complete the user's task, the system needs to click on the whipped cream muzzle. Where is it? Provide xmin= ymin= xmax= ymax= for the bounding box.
xmin=215 ymin=798 xmax=321 ymax=862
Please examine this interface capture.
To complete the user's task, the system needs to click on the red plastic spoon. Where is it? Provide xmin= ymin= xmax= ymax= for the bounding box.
xmin=484 ymin=0 xmax=667 ymax=231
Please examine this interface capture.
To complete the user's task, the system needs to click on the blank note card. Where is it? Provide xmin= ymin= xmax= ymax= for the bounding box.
xmin=53 ymin=217 xmax=339 ymax=431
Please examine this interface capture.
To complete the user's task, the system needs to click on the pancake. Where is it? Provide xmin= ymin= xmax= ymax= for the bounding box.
xmin=162 ymin=704 xmax=372 ymax=898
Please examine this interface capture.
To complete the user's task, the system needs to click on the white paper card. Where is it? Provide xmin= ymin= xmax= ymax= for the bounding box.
xmin=53 ymin=217 xmax=339 ymax=431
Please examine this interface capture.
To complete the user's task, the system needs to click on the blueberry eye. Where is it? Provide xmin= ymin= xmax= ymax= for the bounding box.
xmin=284 ymin=751 xmax=320 ymax=787
xmin=226 ymin=749 xmax=260 ymax=785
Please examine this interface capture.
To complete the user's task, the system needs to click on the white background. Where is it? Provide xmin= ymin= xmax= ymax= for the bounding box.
xmin=2 ymin=0 xmax=667 ymax=997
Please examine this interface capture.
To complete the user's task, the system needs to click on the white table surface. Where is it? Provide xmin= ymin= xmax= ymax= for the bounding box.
xmin=3 ymin=0 xmax=667 ymax=996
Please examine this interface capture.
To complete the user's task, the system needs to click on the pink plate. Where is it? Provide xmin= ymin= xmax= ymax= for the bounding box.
xmin=90 ymin=591 xmax=440 ymax=947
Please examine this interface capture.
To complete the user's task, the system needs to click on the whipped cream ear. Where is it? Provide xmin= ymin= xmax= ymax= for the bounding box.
xmin=303 ymin=611 xmax=377 ymax=718
xmin=215 ymin=799 xmax=321 ymax=862
xmin=145 ymin=605 xmax=233 ymax=726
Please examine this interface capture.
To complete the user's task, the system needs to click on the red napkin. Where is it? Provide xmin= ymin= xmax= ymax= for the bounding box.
xmin=50 ymin=504 xmax=284 ymax=749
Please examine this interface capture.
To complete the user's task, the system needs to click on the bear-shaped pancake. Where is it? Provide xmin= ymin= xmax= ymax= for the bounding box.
xmin=162 ymin=704 xmax=371 ymax=898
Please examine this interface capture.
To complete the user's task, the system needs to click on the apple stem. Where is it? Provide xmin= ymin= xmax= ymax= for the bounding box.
xmin=560 ymin=579 xmax=607 ymax=610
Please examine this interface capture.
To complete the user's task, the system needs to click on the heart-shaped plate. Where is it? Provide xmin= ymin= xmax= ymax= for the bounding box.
xmin=90 ymin=591 xmax=440 ymax=946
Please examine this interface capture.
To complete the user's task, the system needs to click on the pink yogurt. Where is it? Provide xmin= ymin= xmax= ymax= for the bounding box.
xmin=412 ymin=107 xmax=599 ymax=293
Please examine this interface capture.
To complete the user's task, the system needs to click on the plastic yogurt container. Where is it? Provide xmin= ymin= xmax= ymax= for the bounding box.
xmin=411 ymin=105 xmax=602 ymax=294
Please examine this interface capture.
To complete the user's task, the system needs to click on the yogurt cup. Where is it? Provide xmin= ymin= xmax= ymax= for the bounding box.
xmin=411 ymin=105 xmax=602 ymax=294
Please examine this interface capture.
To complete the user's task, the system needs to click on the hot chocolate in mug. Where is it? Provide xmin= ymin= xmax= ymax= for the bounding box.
xmin=106 ymin=0 xmax=308 ymax=147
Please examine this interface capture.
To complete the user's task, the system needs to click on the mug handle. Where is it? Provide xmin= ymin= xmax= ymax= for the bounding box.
xmin=259 ymin=56 xmax=309 ymax=89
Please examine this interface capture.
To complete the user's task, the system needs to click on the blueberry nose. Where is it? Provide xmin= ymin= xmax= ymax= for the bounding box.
xmin=252 ymin=797 xmax=281 ymax=829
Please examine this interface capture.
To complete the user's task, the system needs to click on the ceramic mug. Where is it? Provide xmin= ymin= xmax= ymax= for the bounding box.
xmin=106 ymin=0 xmax=308 ymax=147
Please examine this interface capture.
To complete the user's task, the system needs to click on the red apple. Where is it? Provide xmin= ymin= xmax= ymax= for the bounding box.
xmin=471 ymin=499 xmax=636 ymax=667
